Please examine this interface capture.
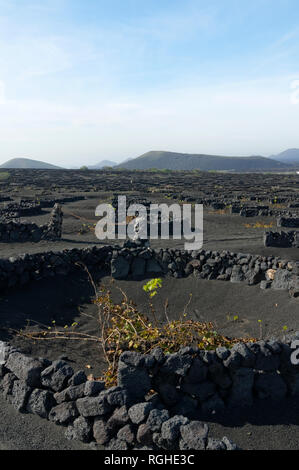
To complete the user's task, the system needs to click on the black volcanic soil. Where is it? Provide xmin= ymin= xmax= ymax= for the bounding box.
xmin=0 ymin=197 xmax=298 ymax=260
xmin=0 ymin=393 xmax=89 ymax=450
xmin=0 ymin=272 xmax=299 ymax=450
xmin=0 ymin=168 xmax=298 ymax=259
xmin=0 ymin=168 xmax=298 ymax=450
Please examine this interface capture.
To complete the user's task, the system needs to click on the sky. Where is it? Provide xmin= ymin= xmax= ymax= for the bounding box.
xmin=0 ymin=0 xmax=299 ymax=167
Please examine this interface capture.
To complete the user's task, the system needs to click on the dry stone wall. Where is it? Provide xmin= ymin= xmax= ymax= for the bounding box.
xmin=278 ymin=217 xmax=299 ymax=228
xmin=0 ymin=241 xmax=298 ymax=297
xmin=0 ymin=204 xmax=63 ymax=243
xmin=0 ymin=200 xmax=42 ymax=219
xmin=1 ymin=334 xmax=299 ymax=450
xmin=264 ymin=231 xmax=299 ymax=248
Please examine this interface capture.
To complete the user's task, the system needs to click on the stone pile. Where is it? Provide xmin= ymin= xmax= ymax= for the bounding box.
xmin=0 ymin=341 xmax=239 ymax=450
xmin=0 ymin=242 xmax=298 ymax=298
xmin=40 ymin=196 xmax=86 ymax=208
xmin=278 ymin=217 xmax=299 ymax=228
xmin=264 ymin=231 xmax=299 ymax=248
xmin=178 ymin=194 xmax=299 ymax=218
xmin=0 ymin=196 xmax=11 ymax=203
xmin=0 ymin=203 xmax=63 ymax=243
xmin=0 ymin=200 xmax=42 ymax=219
xmin=42 ymin=203 xmax=63 ymax=240
xmin=2 ymin=334 xmax=299 ymax=450
xmin=111 ymin=243 xmax=299 ymax=297
xmin=237 ymin=206 xmax=297 ymax=218
xmin=111 ymin=196 xmax=186 ymax=237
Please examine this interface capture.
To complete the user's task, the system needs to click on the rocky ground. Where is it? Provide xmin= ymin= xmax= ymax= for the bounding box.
xmin=0 ymin=168 xmax=298 ymax=450
xmin=0 ymin=393 xmax=89 ymax=450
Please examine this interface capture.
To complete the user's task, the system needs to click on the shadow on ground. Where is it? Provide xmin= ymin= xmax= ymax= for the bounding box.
xmin=0 ymin=272 xmax=298 ymax=450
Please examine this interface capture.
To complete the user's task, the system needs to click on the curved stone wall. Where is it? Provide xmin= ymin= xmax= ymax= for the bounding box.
xmin=1 ymin=335 xmax=299 ymax=450
xmin=0 ymin=241 xmax=298 ymax=297
xmin=0 ymin=341 xmax=240 ymax=450
xmin=0 ymin=204 xmax=63 ymax=243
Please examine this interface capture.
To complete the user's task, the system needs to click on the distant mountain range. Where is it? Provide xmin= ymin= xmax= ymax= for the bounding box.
xmin=270 ymin=148 xmax=299 ymax=164
xmin=115 ymin=151 xmax=289 ymax=171
xmin=87 ymin=160 xmax=117 ymax=169
xmin=0 ymin=150 xmax=298 ymax=171
xmin=0 ymin=158 xmax=62 ymax=169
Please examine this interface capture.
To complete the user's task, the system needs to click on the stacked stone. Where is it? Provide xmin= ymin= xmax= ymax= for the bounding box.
xmin=0 ymin=245 xmax=111 ymax=290
xmin=0 ymin=220 xmax=44 ymax=242
xmin=0 ymin=244 xmax=298 ymax=298
xmin=264 ymin=231 xmax=299 ymax=248
xmin=111 ymin=245 xmax=299 ymax=297
xmin=239 ymin=206 xmax=269 ymax=217
xmin=0 ymin=203 xmax=63 ymax=243
xmin=278 ymin=217 xmax=299 ymax=228
xmin=117 ymin=340 xmax=299 ymax=417
xmin=238 ymin=207 xmax=297 ymax=218
xmin=111 ymin=195 xmax=186 ymax=238
xmin=2 ymin=335 xmax=299 ymax=449
xmin=177 ymin=194 xmax=299 ymax=218
xmin=41 ymin=203 xmax=63 ymax=240
xmin=40 ymin=196 xmax=85 ymax=208
xmin=0 ymin=342 xmax=239 ymax=451
xmin=0 ymin=200 xmax=42 ymax=219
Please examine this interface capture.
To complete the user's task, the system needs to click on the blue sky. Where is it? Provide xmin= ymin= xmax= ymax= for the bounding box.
xmin=0 ymin=0 xmax=299 ymax=166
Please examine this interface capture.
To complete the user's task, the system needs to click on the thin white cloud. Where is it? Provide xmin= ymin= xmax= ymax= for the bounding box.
xmin=0 ymin=1 xmax=298 ymax=166
xmin=0 ymin=74 xmax=298 ymax=166
xmin=120 ymin=4 xmax=218 ymax=42
xmin=0 ymin=80 xmax=5 ymax=104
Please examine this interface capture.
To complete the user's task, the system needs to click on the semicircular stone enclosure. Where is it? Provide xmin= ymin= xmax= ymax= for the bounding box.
xmin=0 ymin=168 xmax=298 ymax=450
xmin=0 ymin=240 xmax=298 ymax=450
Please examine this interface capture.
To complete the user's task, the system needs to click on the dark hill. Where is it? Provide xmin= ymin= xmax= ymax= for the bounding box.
xmin=116 ymin=151 xmax=289 ymax=171
xmin=270 ymin=149 xmax=299 ymax=164
xmin=0 ymin=158 xmax=63 ymax=169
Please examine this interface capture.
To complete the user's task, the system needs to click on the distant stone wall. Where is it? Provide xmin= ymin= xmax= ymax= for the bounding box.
xmin=111 ymin=193 xmax=299 ymax=219
xmin=278 ymin=217 xmax=299 ymax=228
xmin=239 ymin=206 xmax=269 ymax=217
xmin=0 ymin=196 xmax=11 ymax=203
xmin=0 ymin=200 xmax=42 ymax=219
xmin=264 ymin=231 xmax=299 ymax=249
xmin=40 ymin=196 xmax=86 ymax=208
xmin=0 ymin=204 xmax=63 ymax=243
xmin=178 ymin=193 xmax=299 ymax=218
xmin=42 ymin=203 xmax=63 ymax=239
xmin=0 ymin=196 xmax=84 ymax=220
xmin=236 ymin=206 xmax=297 ymax=218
